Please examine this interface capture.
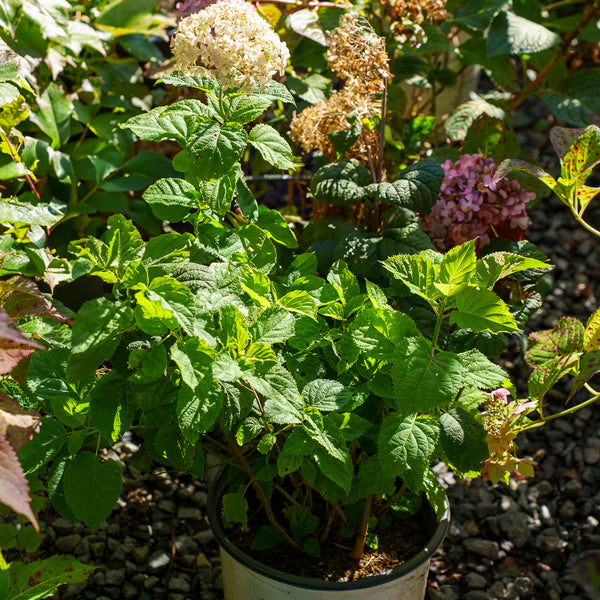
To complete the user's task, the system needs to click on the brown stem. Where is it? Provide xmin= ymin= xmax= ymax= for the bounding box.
xmin=509 ymin=1 xmax=599 ymax=110
xmin=274 ymin=482 xmax=302 ymax=508
xmin=0 ymin=131 xmax=41 ymax=201
xmin=351 ymin=494 xmax=373 ymax=561
xmin=374 ymin=482 xmax=407 ymax=517
xmin=362 ymin=130 xmax=377 ymax=184
xmin=320 ymin=505 xmax=336 ymax=543
xmin=376 ymin=77 xmax=388 ymax=183
xmin=223 ymin=431 xmax=304 ymax=553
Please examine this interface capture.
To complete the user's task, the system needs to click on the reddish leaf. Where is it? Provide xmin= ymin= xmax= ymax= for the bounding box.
xmin=0 ymin=307 xmax=43 ymax=375
xmin=0 ymin=436 xmax=38 ymax=530
xmin=0 ymin=394 xmax=40 ymax=452
xmin=0 ymin=276 xmax=67 ymax=322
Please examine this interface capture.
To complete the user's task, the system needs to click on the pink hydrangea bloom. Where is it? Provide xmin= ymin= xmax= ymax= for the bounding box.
xmin=421 ymin=153 xmax=535 ymax=251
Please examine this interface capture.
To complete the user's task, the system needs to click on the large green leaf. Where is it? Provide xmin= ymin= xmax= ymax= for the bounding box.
xmin=188 ymin=121 xmax=247 ymax=180
xmin=29 ymin=83 xmax=73 ymax=149
xmin=7 ymin=555 xmax=94 ymax=600
xmin=378 ymin=414 xmax=439 ymax=479
xmin=250 ymin=307 xmax=295 ymax=345
xmin=439 ymin=407 xmax=488 ymax=473
xmin=487 ymin=11 xmax=560 ymax=57
xmin=248 ymin=124 xmax=299 ymax=170
xmin=222 ymin=492 xmax=248 ymax=529
xmin=122 ymin=105 xmax=195 ymax=142
xmin=436 ymin=241 xmax=477 ymax=297
xmin=302 ymin=380 xmax=352 ymax=412
xmin=143 ymin=179 xmax=200 ymax=223
xmin=391 ymin=337 xmax=465 ymax=412
xmin=382 ymin=251 xmax=441 ymax=304
xmin=90 ymin=371 xmax=134 ymax=443
xmin=176 ymin=382 xmax=222 ymax=444
xmin=445 ymin=99 xmax=506 ymax=142
xmin=450 ymin=287 xmax=519 ymax=333
xmin=309 ymin=159 xmax=371 ymax=205
xmin=365 ymin=158 xmax=444 ymax=213
xmin=64 ymin=452 xmax=122 ymax=531
xmin=543 ymin=91 xmax=599 ymax=129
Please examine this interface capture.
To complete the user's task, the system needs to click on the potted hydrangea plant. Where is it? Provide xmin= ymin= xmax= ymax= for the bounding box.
xmin=11 ymin=2 xmax=554 ymax=599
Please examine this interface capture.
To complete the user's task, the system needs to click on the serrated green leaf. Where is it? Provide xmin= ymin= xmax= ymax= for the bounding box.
xmin=365 ymin=158 xmax=444 ymax=213
xmin=302 ymin=380 xmax=352 ymax=412
xmin=278 ymin=289 xmax=317 ymax=319
xmin=188 ymin=121 xmax=247 ymax=180
xmin=142 ymin=177 xmax=198 ymax=221
xmin=391 ymin=337 xmax=465 ymax=412
xmin=0 ymin=198 xmax=67 ymax=228
xmin=170 ymin=338 xmax=215 ymax=389
xmin=487 ymin=11 xmax=560 ymax=57
xmin=122 ymin=105 xmax=194 ymax=142
xmin=457 ymin=349 xmax=509 ymax=391
xmin=450 ymin=287 xmax=519 ymax=333
xmin=289 ymin=506 xmax=318 ymax=541
xmin=436 ymin=240 xmax=477 ymax=297
xmin=378 ymin=414 xmax=439 ymax=479
xmin=494 ymin=158 xmax=557 ymax=192
xmin=248 ymin=123 xmax=299 ymax=170
xmin=440 ymin=407 xmax=488 ymax=472
xmin=445 ymin=99 xmax=506 ymax=142
xmin=153 ymin=422 xmax=195 ymax=470
xmin=309 ymin=159 xmax=371 ymax=205
xmin=222 ymin=492 xmax=248 ymax=529
xmin=29 ymin=83 xmax=73 ymax=149
xmin=176 ymin=382 xmax=222 ymax=444
xmin=64 ymin=453 xmax=122 ymax=531
xmin=382 ymin=251 xmax=441 ymax=303
xmin=251 ymin=80 xmax=295 ymax=105
xmin=474 ymin=252 xmax=551 ymax=289
xmin=247 ymin=364 xmax=303 ymax=424
xmin=543 ymin=91 xmax=599 ymax=129
xmin=250 ymin=307 xmax=295 ymax=345
xmin=90 ymin=372 xmax=134 ymax=443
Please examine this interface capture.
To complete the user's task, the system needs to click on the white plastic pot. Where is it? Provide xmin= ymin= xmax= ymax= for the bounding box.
xmin=207 ymin=472 xmax=450 ymax=600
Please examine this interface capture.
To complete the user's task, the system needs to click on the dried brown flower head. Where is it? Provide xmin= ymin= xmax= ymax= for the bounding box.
xmin=385 ymin=0 xmax=448 ymax=46
xmin=289 ymin=86 xmax=379 ymax=161
xmin=326 ymin=12 xmax=390 ymax=92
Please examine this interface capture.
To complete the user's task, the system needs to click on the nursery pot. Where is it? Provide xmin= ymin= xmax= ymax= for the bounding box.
xmin=207 ymin=471 xmax=450 ymax=600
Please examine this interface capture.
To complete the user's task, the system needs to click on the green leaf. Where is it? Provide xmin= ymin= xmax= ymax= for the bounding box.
xmin=0 ymin=198 xmax=67 ymax=227
xmin=251 ymin=526 xmax=284 ymax=550
xmin=328 ymin=113 xmax=361 ymax=160
xmin=585 ymin=308 xmax=600 ymax=351
xmin=543 ymin=91 xmax=599 ymax=129
xmin=68 ymin=298 xmax=133 ymax=382
xmin=248 ymin=123 xmax=299 ymax=170
xmin=487 ymin=11 xmax=560 ymax=57
xmin=176 ymin=382 xmax=222 ymax=444
xmin=122 ymin=105 xmax=195 ymax=142
xmin=159 ymin=71 xmax=219 ymax=92
xmin=236 ymin=418 xmax=263 ymax=445
xmin=247 ymin=365 xmax=303 ymax=424
xmin=302 ymin=380 xmax=352 ymax=412
xmin=90 ymin=372 xmax=134 ymax=443
xmin=128 ymin=343 xmax=168 ymax=384
xmin=250 ymin=307 xmax=295 ymax=345
xmin=365 ymin=158 xmax=445 ymax=213
xmin=436 ymin=240 xmax=477 ymax=297
xmin=7 ymin=555 xmax=95 ymax=600
xmin=568 ymin=351 xmax=600 ymax=402
xmin=457 ymin=349 xmax=509 ymax=391
xmin=382 ymin=251 xmax=441 ymax=303
xmin=278 ymin=290 xmax=317 ymax=319
xmin=445 ymin=98 xmax=506 ymax=142
xmin=222 ymin=492 xmax=248 ymax=529
xmin=463 ymin=114 xmax=521 ymax=164
xmin=450 ymin=287 xmax=520 ymax=333
xmin=378 ymin=414 xmax=439 ymax=479
xmin=391 ymin=337 xmax=465 ymax=412
xmin=29 ymin=83 xmax=73 ymax=149
xmin=289 ymin=506 xmax=319 ymax=541
xmin=17 ymin=418 xmax=66 ymax=476
xmin=439 ymin=407 xmax=488 ymax=472
xmin=64 ymin=453 xmax=122 ymax=531
xmin=170 ymin=338 xmax=215 ymax=390
xmin=494 ymin=158 xmax=557 ymax=193
xmin=309 ymin=159 xmax=371 ymax=205
xmin=153 ymin=422 xmax=194 ymax=470
xmin=136 ymin=276 xmax=195 ymax=335
xmin=474 ymin=252 xmax=551 ymax=289
xmin=188 ymin=121 xmax=248 ymax=180
xmin=142 ymin=178 xmax=199 ymax=221
xmin=228 ymin=96 xmax=273 ymax=125
xmin=256 ymin=206 xmax=298 ymax=248
xmin=251 ymin=80 xmax=295 ymax=105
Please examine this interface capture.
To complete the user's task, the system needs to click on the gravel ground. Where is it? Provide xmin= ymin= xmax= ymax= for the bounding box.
xmin=18 ymin=100 xmax=600 ymax=600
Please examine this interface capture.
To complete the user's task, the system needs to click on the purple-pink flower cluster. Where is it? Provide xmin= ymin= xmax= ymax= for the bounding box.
xmin=420 ymin=153 xmax=534 ymax=251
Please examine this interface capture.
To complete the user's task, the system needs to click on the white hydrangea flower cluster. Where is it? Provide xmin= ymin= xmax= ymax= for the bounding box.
xmin=171 ymin=0 xmax=290 ymax=92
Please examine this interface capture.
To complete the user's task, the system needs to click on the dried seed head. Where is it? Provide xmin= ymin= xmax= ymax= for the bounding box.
xmin=326 ymin=12 xmax=390 ymax=91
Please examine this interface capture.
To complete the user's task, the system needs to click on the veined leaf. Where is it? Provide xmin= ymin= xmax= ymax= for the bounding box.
xmin=142 ymin=178 xmax=199 ymax=221
xmin=494 ymin=158 xmax=557 ymax=192
xmin=90 ymin=371 xmax=134 ymax=443
xmin=585 ymin=308 xmax=600 ymax=351
xmin=450 ymin=287 xmax=519 ymax=333
xmin=487 ymin=11 xmax=560 ymax=57
xmin=382 ymin=251 xmax=441 ymax=303
xmin=474 ymin=252 xmax=551 ymax=289
xmin=378 ymin=414 xmax=439 ymax=479
xmin=64 ymin=453 xmax=122 ymax=531
xmin=250 ymin=307 xmax=295 ymax=345
xmin=176 ymin=382 xmax=222 ymax=444
xmin=440 ymin=407 xmax=488 ymax=473
xmin=302 ymin=380 xmax=352 ymax=412
xmin=279 ymin=290 xmax=317 ymax=319
xmin=437 ymin=240 xmax=477 ymax=297
xmin=543 ymin=91 xmax=599 ymax=129
xmin=558 ymin=125 xmax=600 ymax=181
xmin=222 ymin=492 xmax=248 ymax=529
xmin=391 ymin=337 xmax=466 ymax=412
xmin=248 ymin=124 xmax=300 ymax=170
xmin=309 ymin=159 xmax=371 ymax=205
xmin=445 ymin=99 xmax=506 ymax=142
xmin=248 ymin=364 xmax=303 ymax=424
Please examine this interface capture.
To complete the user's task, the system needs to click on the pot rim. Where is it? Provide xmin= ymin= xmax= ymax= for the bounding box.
xmin=207 ymin=468 xmax=450 ymax=591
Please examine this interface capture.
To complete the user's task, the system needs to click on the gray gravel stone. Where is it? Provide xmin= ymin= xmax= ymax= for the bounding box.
xmin=104 ymin=568 xmax=126 ymax=587
xmin=54 ymin=534 xmax=82 ymax=554
xmin=462 ymin=539 xmax=500 ymax=560
xmin=148 ymin=550 xmax=171 ymax=573
xmin=465 ymin=572 xmax=487 ymax=589
xmin=177 ymin=507 xmax=203 ymax=520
